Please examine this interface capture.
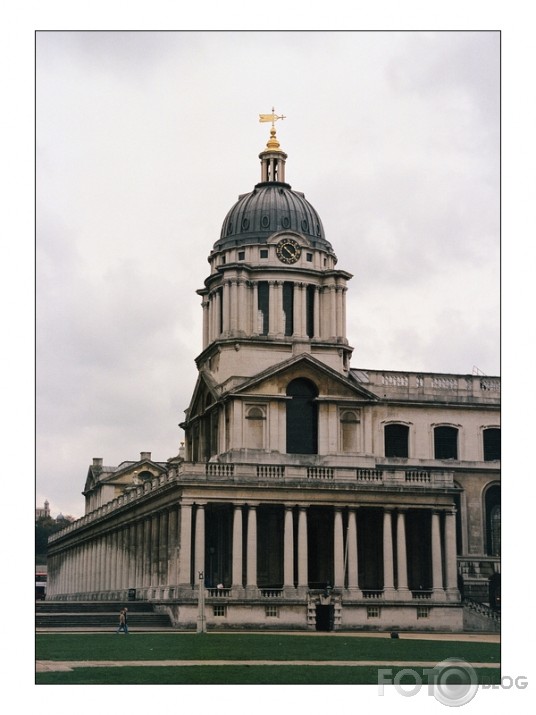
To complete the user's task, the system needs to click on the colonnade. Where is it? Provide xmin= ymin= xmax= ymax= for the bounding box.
xmin=202 ymin=279 xmax=347 ymax=349
xmin=47 ymin=501 xmax=458 ymax=602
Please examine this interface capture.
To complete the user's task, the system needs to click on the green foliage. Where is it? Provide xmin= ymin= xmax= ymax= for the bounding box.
xmin=35 ymin=517 xmax=71 ymax=558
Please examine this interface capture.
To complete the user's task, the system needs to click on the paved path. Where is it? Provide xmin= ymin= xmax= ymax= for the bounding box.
xmin=36 ymin=659 xmax=501 ymax=673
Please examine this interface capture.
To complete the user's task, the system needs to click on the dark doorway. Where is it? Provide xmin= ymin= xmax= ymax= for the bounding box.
xmin=315 ymin=604 xmax=334 ymax=631
xmin=286 ymin=378 xmax=318 ymax=454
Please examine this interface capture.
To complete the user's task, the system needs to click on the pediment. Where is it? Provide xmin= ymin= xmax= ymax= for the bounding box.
xmin=230 ymin=353 xmax=378 ymax=402
xmin=184 ymin=370 xmax=221 ymax=422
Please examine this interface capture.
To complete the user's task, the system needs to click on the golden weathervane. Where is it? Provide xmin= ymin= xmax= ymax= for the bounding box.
xmin=259 ymin=108 xmax=286 ymax=128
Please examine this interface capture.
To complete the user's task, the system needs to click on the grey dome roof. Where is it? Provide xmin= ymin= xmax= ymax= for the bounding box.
xmin=215 ymin=181 xmax=334 ymax=254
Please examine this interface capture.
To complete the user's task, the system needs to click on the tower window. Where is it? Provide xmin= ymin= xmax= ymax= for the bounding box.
xmin=434 ymin=426 xmax=458 ymax=460
xmin=283 ymin=282 xmax=294 ymax=336
xmin=483 ymin=428 xmax=500 ymax=461
xmin=258 ymin=281 xmax=269 ymax=335
xmin=260 ymin=249 xmax=269 ymax=259
xmin=306 ymin=285 xmax=315 ymax=338
xmin=238 ymin=250 xmax=245 ymax=261
xmin=385 ymin=424 xmax=409 ymax=458
xmin=306 ymin=253 xmax=313 ymax=262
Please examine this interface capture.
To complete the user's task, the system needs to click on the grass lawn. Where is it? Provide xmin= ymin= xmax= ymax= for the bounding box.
xmin=35 ymin=633 xmax=499 ymax=685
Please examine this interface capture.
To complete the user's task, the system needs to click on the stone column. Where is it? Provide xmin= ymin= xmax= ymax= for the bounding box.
xmin=313 ymin=286 xmax=321 ymax=339
xmin=237 ymin=279 xmax=246 ymax=333
xmin=135 ymin=520 xmax=144 ymax=590
xmin=336 ymin=286 xmax=344 ymax=337
xmin=143 ymin=517 xmax=152 ymax=591
xmin=158 ymin=509 xmax=169 ymax=587
xmin=167 ymin=506 xmax=179 ymax=591
xmin=222 ymin=280 xmax=230 ymax=334
xmin=230 ymin=279 xmax=238 ymax=333
xmin=297 ymin=507 xmax=308 ymax=592
xmin=341 ymin=287 xmax=347 ymax=339
xmin=346 ymin=509 xmax=360 ymax=593
xmin=202 ymin=299 xmax=209 ymax=349
xmin=232 ymin=504 xmax=243 ymax=591
xmin=151 ymin=513 xmax=160 ymax=589
xmin=194 ymin=504 xmax=205 ymax=588
xmin=329 ymin=285 xmax=337 ymax=338
xmin=274 ymin=281 xmax=283 ymax=335
xmin=431 ymin=510 xmax=445 ymax=599
xmin=246 ymin=505 xmax=257 ymax=592
xmin=333 ymin=508 xmax=344 ymax=588
xmin=396 ymin=510 xmax=410 ymax=599
xmin=178 ymin=503 xmax=193 ymax=588
xmin=444 ymin=508 xmax=459 ymax=600
xmin=214 ymin=289 xmax=221 ymax=338
xmin=268 ymin=281 xmax=276 ymax=335
xmin=283 ymin=506 xmax=295 ymax=593
xmin=383 ymin=509 xmax=396 ymax=598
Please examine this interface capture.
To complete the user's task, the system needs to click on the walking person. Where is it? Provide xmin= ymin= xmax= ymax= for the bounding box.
xmin=116 ymin=608 xmax=128 ymax=634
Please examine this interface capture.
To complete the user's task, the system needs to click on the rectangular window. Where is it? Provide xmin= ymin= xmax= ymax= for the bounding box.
xmin=265 ymin=605 xmax=279 ymax=618
xmin=384 ymin=424 xmax=409 ymax=458
xmin=258 ymin=281 xmax=269 ymax=335
xmin=260 ymin=248 xmax=269 ymax=259
xmin=417 ymin=606 xmax=430 ymax=618
xmin=283 ymin=282 xmax=294 ymax=336
xmin=306 ymin=252 xmax=313 ymax=262
xmin=213 ymin=605 xmax=227 ymax=617
xmin=483 ymin=428 xmax=500 ymax=461
xmin=367 ymin=606 xmax=381 ymax=618
xmin=238 ymin=250 xmax=245 ymax=261
xmin=434 ymin=426 xmax=458 ymax=459
xmin=306 ymin=285 xmax=315 ymax=338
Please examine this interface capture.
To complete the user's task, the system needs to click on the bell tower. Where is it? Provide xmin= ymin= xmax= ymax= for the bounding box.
xmin=195 ymin=114 xmax=353 ymax=385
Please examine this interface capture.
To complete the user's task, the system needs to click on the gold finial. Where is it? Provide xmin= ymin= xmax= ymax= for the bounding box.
xmin=259 ymin=107 xmax=286 ymax=150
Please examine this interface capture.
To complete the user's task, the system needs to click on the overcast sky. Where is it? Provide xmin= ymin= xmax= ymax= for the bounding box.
xmin=36 ymin=31 xmax=500 ymax=518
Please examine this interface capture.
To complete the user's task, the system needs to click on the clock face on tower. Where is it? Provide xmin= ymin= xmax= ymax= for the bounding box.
xmin=276 ymin=238 xmax=301 ymax=264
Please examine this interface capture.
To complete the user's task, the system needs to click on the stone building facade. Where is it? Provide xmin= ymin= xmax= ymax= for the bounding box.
xmin=47 ymin=122 xmax=500 ymax=631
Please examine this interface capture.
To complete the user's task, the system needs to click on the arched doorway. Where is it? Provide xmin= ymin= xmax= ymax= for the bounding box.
xmin=286 ymin=378 xmax=318 ymax=454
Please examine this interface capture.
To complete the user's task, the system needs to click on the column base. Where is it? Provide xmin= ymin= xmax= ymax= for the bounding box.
xmin=432 ymin=588 xmax=447 ymax=602
xmin=383 ymin=587 xmax=397 ymax=601
xmin=445 ymin=588 xmax=461 ymax=602
xmin=394 ymin=588 xmax=412 ymax=601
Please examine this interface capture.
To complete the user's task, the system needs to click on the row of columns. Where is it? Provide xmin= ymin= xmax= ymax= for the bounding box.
xmin=202 ymin=280 xmax=347 ymax=349
xmin=48 ymin=502 xmax=458 ymax=602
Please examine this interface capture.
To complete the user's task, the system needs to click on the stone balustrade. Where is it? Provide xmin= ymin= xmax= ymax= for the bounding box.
xmin=50 ymin=463 xmax=455 ymax=543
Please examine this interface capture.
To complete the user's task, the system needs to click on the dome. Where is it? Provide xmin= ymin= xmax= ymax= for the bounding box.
xmin=215 ymin=181 xmax=334 ymax=254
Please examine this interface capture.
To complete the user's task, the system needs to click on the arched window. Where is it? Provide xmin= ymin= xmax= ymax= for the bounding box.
xmin=246 ymin=406 xmax=265 ymax=449
xmin=434 ymin=426 xmax=458 ymax=460
xmin=286 ymin=378 xmax=318 ymax=454
xmin=384 ymin=424 xmax=409 ymax=458
xmin=341 ymin=410 xmax=360 ymax=452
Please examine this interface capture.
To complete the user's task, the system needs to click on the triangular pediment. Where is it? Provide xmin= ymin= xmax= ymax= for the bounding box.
xmin=182 ymin=369 xmax=221 ymax=424
xmin=229 ymin=353 xmax=378 ymax=402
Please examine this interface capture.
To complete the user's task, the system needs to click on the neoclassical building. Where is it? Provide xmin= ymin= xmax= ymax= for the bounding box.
xmin=47 ymin=119 xmax=500 ymax=631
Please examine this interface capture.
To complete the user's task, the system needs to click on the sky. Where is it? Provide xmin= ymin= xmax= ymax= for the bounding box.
xmin=35 ymin=30 xmax=501 ymax=519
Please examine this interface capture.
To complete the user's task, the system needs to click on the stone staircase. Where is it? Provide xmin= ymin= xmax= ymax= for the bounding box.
xmin=462 ymin=598 xmax=500 ymax=633
xmin=35 ymin=601 xmax=173 ymax=630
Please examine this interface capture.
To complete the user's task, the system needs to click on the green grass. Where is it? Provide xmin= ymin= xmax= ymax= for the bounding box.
xmin=36 ymin=664 xmax=498 ymax=686
xmin=36 ymin=632 xmax=499 ymax=663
